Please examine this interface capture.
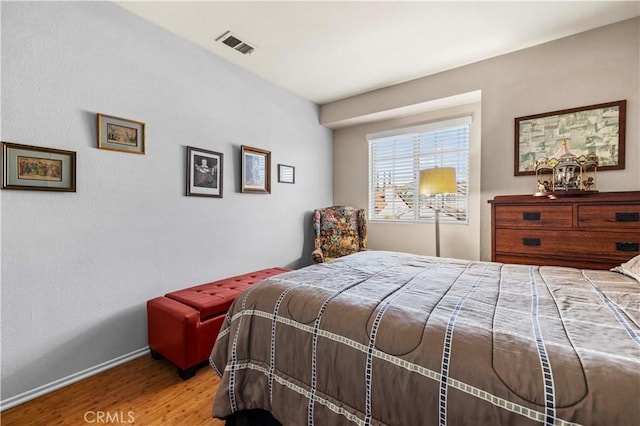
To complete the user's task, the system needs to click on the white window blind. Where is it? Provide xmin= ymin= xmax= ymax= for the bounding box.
xmin=367 ymin=117 xmax=471 ymax=223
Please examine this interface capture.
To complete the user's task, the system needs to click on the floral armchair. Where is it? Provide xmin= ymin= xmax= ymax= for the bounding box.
xmin=312 ymin=206 xmax=368 ymax=263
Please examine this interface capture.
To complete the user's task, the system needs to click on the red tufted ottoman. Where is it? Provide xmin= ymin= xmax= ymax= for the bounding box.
xmin=147 ymin=267 xmax=291 ymax=379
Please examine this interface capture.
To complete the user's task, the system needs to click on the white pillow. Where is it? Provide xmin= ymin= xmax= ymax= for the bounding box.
xmin=611 ymin=255 xmax=640 ymax=282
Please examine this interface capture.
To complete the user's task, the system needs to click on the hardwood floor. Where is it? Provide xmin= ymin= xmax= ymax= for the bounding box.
xmin=1 ymin=354 xmax=225 ymax=426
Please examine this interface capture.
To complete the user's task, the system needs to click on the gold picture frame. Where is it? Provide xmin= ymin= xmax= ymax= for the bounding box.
xmin=241 ymin=145 xmax=271 ymax=194
xmin=97 ymin=113 xmax=146 ymax=155
xmin=2 ymin=141 xmax=76 ymax=192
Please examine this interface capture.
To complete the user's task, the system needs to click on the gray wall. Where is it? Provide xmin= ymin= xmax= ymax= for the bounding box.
xmin=1 ymin=2 xmax=332 ymax=403
xmin=325 ymin=18 xmax=640 ymax=261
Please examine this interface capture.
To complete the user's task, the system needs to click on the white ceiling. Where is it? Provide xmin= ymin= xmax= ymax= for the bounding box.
xmin=116 ymin=1 xmax=640 ymax=105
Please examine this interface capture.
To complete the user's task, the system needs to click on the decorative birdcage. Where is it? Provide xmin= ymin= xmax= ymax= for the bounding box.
xmin=534 ymin=139 xmax=598 ymax=196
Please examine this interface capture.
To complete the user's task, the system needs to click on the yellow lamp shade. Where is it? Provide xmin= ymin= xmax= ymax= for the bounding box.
xmin=419 ymin=167 xmax=457 ymax=195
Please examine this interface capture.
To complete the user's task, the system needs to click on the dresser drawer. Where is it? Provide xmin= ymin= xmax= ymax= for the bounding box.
xmin=494 ymin=205 xmax=573 ymax=228
xmin=578 ymin=204 xmax=640 ymax=229
xmin=494 ymin=229 xmax=639 ymax=261
xmin=493 ymin=254 xmax=622 ymax=270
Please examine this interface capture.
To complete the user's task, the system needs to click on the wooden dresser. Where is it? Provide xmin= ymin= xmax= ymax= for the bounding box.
xmin=489 ymin=191 xmax=640 ymax=270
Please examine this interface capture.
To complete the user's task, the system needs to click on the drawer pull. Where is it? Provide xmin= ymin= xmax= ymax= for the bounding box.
xmin=523 ymin=212 xmax=541 ymax=221
xmin=523 ymin=238 xmax=541 ymax=247
xmin=616 ymin=242 xmax=639 ymax=252
xmin=615 ymin=212 xmax=639 ymax=222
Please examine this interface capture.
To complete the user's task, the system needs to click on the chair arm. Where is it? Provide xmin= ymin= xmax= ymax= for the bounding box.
xmin=312 ymin=248 xmax=325 ymax=263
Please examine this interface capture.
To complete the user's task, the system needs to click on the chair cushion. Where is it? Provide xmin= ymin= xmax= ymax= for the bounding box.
xmin=319 ymin=209 xmax=361 ymax=258
xmin=165 ymin=267 xmax=290 ymax=320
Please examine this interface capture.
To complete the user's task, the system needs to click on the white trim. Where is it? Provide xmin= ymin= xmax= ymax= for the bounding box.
xmin=0 ymin=347 xmax=150 ymax=411
xmin=366 ymin=115 xmax=472 ymax=141
xmin=322 ymin=90 xmax=481 ymax=129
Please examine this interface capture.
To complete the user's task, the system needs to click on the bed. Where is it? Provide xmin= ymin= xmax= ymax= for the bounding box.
xmin=209 ymin=250 xmax=640 ymax=425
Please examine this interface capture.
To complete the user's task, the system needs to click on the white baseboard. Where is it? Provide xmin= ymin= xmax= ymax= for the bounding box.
xmin=1 ymin=347 xmax=150 ymax=412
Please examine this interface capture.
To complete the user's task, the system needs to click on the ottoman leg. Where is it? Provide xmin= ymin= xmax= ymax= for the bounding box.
xmin=178 ymin=366 xmax=197 ymax=380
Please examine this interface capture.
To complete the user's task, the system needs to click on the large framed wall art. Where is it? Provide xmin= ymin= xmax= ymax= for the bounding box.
xmin=514 ymin=100 xmax=626 ymax=176
xmin=2 ymin=142 xmax=76 ymax=192
xmin=186 ymin=146 xmax=223 ymax=198
xmin=241 ymin=145 xmax=271 ymax=194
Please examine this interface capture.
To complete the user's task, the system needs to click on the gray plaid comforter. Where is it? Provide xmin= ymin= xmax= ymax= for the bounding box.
xmin=210 ymin=250 xmax=640 ymax=425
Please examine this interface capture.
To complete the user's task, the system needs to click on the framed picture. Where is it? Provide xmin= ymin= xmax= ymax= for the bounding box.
xmin=97 ymin=113 xmax=146 ymax=155
xmin=186 ymin=146 xmax=223 ymax=198
xmin=277 ymin=164 xmax=295 ymax=184
xmin=2 ymin=142 xmax=76 ymax=192
xmin=241 ymin=145 xmax=270 ymax=194
xmin=514 ymin=100 xmax=626 ymax=176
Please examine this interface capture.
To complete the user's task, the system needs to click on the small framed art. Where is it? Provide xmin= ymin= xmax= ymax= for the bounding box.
xmin=241 ymin=145 xmax=271 ymax=194
xmin=186 ymin=146 xmax=223 ymax=198
xmin=97 ymin=113 xmax=145 ymax=155
xmin=2 ymin=142 xmax=76 ymax=192
xmin=277 ymin=164 xmax=295 ymax=184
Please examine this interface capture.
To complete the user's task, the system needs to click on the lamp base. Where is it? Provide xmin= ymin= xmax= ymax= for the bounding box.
xmin=435 ymin=208 xmax=441 ymax=257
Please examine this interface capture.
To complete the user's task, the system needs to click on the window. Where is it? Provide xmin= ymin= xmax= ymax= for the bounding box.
xmin=367 ymin=116 xmax=470 ymax=223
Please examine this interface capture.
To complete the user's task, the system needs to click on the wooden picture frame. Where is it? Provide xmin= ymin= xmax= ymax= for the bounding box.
xmin=241 ymin=145 xmax=270 ymax=194
xmin=277 ymin=164 xmax=295 ymax=184
xmin=514 ymin=100 xmax=626 ymax=176
xmin=186 ymin=146 xmax=223 ymax=198
xmin=97 ymin=113 xmax=146 ymax=155
xmin=2 ymin=141 xmax=76 ymax=192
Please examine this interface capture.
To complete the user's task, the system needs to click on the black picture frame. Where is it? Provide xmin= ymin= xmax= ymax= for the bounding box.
xmin=277 ymin=164 xmax=295 ymax=184
xmin=186 ymin=146 xmax=223 ymax=198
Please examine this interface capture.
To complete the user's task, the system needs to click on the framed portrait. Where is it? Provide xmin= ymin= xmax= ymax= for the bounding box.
xmin=241 ymin=145 xmax=271 ymax=194
xmin=2 ymin=141 xmax=76 ymax=192
xmin=277 ymin=164 xmax=295 ymax=184
xmin=97 ymin=113 xmax=146 ymax=155
xmin=186 ymin=146 xmax=223 ymax=198
xmin=514 ymin=100 xmax=626 ymax=176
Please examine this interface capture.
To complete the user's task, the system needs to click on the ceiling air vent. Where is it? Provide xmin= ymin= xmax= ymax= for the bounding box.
xmin=216 ymin=31 xmax=255 ymax=55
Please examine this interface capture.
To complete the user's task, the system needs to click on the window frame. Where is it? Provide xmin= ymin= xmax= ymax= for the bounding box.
xmin=367 ymin=116 xmax=471 ymax=225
